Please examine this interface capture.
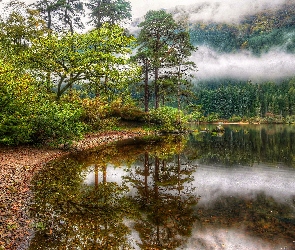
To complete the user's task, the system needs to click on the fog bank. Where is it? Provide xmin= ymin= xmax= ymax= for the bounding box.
xmin=193 ymin=164 xmax=295 ymax=205
xmin=192 ymin=46 xmax=295 ymax=82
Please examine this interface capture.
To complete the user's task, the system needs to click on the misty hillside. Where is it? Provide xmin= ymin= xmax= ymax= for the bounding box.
xmin=184 ymin=4 xmax=295 ymax=55
xmin=131 ymin=1 xmax=295 ymax=82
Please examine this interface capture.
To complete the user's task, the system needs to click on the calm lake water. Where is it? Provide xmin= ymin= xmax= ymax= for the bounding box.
xmin=29 ymin=124 xmax=295 ymax=250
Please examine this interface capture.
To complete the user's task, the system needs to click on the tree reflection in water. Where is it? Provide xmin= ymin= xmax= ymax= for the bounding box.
xmin=29 ymin=158 xmax=135 ymax=249
xmin=123 ymin=143 xmax=199 ymax=249
xmin=29 ymin=135 xmax=199 ymax=249
xmin=29 ymin=126 xmax=295 ymax=249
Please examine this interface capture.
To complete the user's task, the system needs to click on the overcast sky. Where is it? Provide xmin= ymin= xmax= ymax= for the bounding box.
xmin=1 ymin=0 xmax=290 ymax=21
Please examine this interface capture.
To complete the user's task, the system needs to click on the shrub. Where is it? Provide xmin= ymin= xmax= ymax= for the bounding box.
xmin=148 ymin=106 xmax=188 ymax=131
xmin=204 ymin=113 xmax=220 ymax=123
xmin=187 ymin=110 xmax=203 ymax=122
xmin=32 ymin=101 xmax=87 ymax=145
xmin=0 ymin=60 xmax=86 ymax=145
xmin=229 ymin=115 xmax=242 ymax=123
xmin=285 ymin=115 xmax=295 ymax=124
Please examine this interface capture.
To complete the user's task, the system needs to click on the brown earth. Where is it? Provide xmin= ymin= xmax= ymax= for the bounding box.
xmin=0 ymin=130 xmax=146 ymax=250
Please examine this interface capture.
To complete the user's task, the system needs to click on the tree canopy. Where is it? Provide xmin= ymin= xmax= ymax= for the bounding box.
xmin=136 ymin=10 xmax=196 ymax=110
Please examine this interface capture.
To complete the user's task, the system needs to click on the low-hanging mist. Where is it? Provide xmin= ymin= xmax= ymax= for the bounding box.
xmin=192 ymin=46 xmax=295 ymax=82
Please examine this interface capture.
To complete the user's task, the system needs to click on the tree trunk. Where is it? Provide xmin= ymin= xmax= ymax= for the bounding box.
xmin=154 ymin=67 xmax=159 ymax=109
xmin=177 ymin=66 xmax=181 ymax=125
xmin=144 ymin=152 xmax=149 ymax=203
xmin=95 ymin=164 xmax=99 ymax=188
xmin=144 ymin=60 xmax=149 ymax=112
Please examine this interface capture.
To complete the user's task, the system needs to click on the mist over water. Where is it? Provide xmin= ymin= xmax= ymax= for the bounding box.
xmin=180 ymin=228 xmax=281 ymax=250
xmin=192 ymin=46 xmax=295 ymax=82
xmin=193 ymin=164 xmax=295 ymax=205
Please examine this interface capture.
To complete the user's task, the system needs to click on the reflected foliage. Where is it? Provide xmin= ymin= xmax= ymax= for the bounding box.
xmin=124 ymin=149 xmax=199 ymax=248
xmin=126 ymin=153 xmax=198 ymax=249
xmin=29 ymin=126 xmax=295 ymax=249
xmin=29 ymin=135 xmax=198 ymax=249
xmin=187 ymin=124 xmax=295 ymax=167
xmin=30 ymin=158 xmax=135 ymax=249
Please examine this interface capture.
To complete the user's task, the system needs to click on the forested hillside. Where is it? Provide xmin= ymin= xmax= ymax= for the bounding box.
xmin=171 ymin=3 xmax=295 ymax=54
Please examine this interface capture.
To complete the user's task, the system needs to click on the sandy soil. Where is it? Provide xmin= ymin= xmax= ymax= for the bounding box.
xmin=0 ymin=130 xmax=146 ymax=250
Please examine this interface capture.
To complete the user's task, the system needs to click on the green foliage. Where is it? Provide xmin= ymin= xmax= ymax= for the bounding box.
xmin=31 ymin=100 xmax=86 ymax=145
xmin=81 ymin=98 xmax=111 ymax=123
xmin=0 ymin=1 xmax=47 ymax=53
xmin=229 ymin=115 xmax=243 ymax=123
xmin=188 ymin=5 xmax=295 ymax=54
xmin=190 ymin=23 xmax=241 ymax=53
xmin=86 ymin=0 xmax=132 ymax=28
xmin=203 ymin=113 xmax=220 ymax=123
xmin=194 ymin=78 xmax=295 ymax=122
xmin=285 ymin=115 xmax=295 ymax=124
xmin=28 ymin=24 xmax=139 ymax=99
xmin=148 ymin=106 xmax=188 ymax=131
xmin=110 ymin=98 xmax=147 ymax=122
xmin=188 ymin=110 xmax=203 ymax=122
xmin=81 ymin=97 xmax=121 ymax=131
xmin=0 ymin=60 xmax=86 ymax=145
xmin=136 ymin=10 xmax=196 ymax=110
xmin=32 ymin=0 xmax=85 ymax=32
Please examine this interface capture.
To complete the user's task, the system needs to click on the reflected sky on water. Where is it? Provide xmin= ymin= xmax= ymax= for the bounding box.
xmin=29 ymin=125 xmax=295 ymax=250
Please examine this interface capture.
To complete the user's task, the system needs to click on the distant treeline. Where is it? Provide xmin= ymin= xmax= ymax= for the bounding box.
xmin=194 ymin=78 xmax=295 ymax=120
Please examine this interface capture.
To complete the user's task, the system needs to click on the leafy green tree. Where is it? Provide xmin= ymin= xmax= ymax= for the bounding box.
xmin=167 ymin=30 xmax=197 ymax=114
xmin=0 ymin=1 xmax=46 ymax=57
xmin=137 ymin=10 xmax=178 ymax=109
xmin=56 ymin=0 xmax=85 ymax=34
xmin=86 ymin=0 xmax=132 ymax=29
xmin=0 ymin=59 xmax=85 ymax=145
xmin=28 ymin=24 xmax=139 ymax=99
xmin=137 ymin=10 xmax=196 ymax=109
xmin=131 ymin=49 xmax=151 ymax=112
xmin=32 ymin=0 xmax=61 ymax=31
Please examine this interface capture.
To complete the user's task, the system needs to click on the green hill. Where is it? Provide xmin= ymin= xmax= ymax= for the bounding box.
xmin=186 ymin=4 xmax=295 ymax=55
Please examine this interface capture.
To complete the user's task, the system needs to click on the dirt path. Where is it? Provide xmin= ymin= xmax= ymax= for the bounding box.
xmin=0 ymin=130 xmax=146 ymax=250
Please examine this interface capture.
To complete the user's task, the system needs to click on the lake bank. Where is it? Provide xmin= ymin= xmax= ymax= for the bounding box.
xmin=0 ymin=129 xmax=147 ymax=250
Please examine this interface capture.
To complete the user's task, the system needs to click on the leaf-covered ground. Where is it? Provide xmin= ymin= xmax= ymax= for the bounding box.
xmin=0 ymin=130 xmax=145 ymax=250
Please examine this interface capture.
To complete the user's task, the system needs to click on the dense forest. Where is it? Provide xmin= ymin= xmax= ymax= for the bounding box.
xmin=193 ymin=79 xmax=295 ymax=122
xmin=1 ymin=0 xmax=295 ymax=146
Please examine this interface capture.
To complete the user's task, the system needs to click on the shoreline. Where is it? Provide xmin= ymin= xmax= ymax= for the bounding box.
xmin=0 ymin=129 xmax=147 ymax=250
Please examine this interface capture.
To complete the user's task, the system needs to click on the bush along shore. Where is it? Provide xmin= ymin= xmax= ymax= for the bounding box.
xmin=0 ymin=129 xmax=147 ymax=250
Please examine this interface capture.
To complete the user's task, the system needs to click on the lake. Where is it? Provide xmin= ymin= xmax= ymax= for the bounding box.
xmin=28 ymin=124 xmax=295 ymax=249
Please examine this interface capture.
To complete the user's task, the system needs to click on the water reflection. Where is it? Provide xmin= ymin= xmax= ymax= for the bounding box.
xmin=124 ymin=152 xmax=198 ymax=249
xmin=188 ymin=124 xmax=295 ymax=166
xmin=29 ymin=136 xmax=199 ymax=249
xmin=29 ymin=159 xmax=134 ymax=249
xmin=29 ymin=126 xmax=295 ymax=249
